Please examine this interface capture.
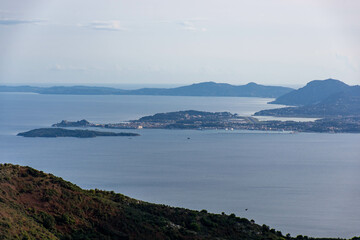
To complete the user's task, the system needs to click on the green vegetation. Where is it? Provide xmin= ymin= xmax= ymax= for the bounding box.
xmin=17 ymin=128 xmax=140 ymax=138
xmin=0 ymin=163 xmax=357 ymax=240
xmin=52 ymin=120 xmax=91 ymax=128
xmin=136 ymin=110 xmax=239 ymax=122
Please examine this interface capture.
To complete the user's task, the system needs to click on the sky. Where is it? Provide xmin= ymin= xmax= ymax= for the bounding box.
xmin=0 ymin=0 xmax=359 ymax=86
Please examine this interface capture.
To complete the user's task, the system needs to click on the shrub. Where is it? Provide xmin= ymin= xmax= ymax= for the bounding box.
xmin=188 ymin=222 xmax=200 ymax=232
xmin=262 ymin=224 xmax=270 ymax=232
xmin=201 ymin=217 xmax=217 ymax=227
xmin=42 ymin=213 xmax=55 ymax=229
xmin=59 ymin=213 xmax=74 ymax=225
xmin=35 ymin=212 xmax=55 ymax=230
xmin=27 ymin=167 xmax=41 ymax=177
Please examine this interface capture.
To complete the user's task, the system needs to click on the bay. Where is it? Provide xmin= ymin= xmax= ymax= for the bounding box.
xmin=0 ymin=93 xmax=359 ymax=238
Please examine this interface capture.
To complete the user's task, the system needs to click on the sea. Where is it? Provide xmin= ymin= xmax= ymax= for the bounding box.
xmin=0 ymin=92 xmax=359 ymax=238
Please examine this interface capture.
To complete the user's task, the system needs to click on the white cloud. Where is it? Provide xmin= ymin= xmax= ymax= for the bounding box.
xmin=334 ymin=53 xmax=359 ymax=72
xmin=177 ymin=19 xmax=207 ymax=32
xmin=179 ymin=21 xmax=196 ymax=31
xmin=50 ymin=64 xmax=87 ymax=71
xmin=0 ymin=18 xmax=43 ymax=25
xmin=84 ymin=20 xmax=126 ymax=31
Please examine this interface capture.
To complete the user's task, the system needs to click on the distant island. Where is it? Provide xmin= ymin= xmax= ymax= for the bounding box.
xmin=17 ymin=128 xmax=139 ymax=138
xmin=0 ymin=163 xmax=357 ymax=240
xmin=52 ymin=110 xmax=360 ymax=133
xmin=14 ymin=79 xmax=360 ymax=133
xmin=0 ymin=81 xmax=293 ymax=98
xmin=256 ymin=79 xmax=360 ymax=117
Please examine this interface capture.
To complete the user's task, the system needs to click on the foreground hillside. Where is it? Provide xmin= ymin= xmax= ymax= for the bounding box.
xmin=0 ymin=164 xmax=359 ymax=239
xmin=0 ymin=164 xmax=286 ymax=240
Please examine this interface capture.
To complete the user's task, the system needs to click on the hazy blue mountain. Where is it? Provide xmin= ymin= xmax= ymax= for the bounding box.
xmin=0 ymin=82 xmax=293 ymax=98
xmin=255 ymin=85 xmax=360 ymax=117
xmin=269 ymin=79 xmax=351 ymax=106
xmin=127 ymin=82 xmax=293 ymax=97
xmin=40 ymin=86 xmax=127 ymax=95
xmin=0 ymin=85 xmax=43 ymax=93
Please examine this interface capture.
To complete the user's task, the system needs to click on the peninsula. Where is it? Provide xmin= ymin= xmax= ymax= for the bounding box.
xmin=52 ymin=110 xmax=360 ymax=133
xmin=17 ymin=128 xmax=139 ymax=138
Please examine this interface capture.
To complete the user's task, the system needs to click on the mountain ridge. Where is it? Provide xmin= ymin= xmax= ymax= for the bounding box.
xmin=0 ymin=82 xmax=293 ymax=98
xmin=269 ymin=79 xmax=352 ymax=106
xmin=255 ymin=79 xmax=360 ymax=117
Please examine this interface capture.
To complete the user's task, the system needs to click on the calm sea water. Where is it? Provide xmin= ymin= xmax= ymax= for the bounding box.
xmin=0 ymin=93 xmax=359 ymax=238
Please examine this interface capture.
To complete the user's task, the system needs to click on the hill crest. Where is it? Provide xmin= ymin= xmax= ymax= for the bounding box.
xmin=0 ymin=163 xmax=287 ymax=240
xmin=270 ymin=79 xmax=351 ymax=106
xmin=256 ymin=79 xmax=360 ymax=117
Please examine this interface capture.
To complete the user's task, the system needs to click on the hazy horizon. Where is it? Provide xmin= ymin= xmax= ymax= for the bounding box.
xmin=0 ymin=81 xmax=308 ymax=89
xmin=1 ymin=0 xmax=359 ymax=86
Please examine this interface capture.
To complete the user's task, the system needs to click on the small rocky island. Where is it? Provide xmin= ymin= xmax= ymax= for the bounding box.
xmin=17 ymin=128 xmax=140 ymax=138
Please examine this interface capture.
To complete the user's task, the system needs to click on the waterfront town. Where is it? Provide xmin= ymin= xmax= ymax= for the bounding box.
xmin=52 ymin=110 xmax=360 ymax=133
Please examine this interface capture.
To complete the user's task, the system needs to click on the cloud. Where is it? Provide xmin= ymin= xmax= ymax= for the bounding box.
xmin=0 ymin=18 xmax=43 ymax=25
xmin=158 ymin=18 xmax=207 ymax=32
xmin=50 ymin=64 xmax=87 ymax=72
xmin=177 ymin=19 xmax=207 ymax=32
xmin=334 ymin=52 xmax=359 ymax=72
xmin=179 ymin=21 xmax=197 ymax=31
xmin=83 ymin=20 xmax=126 ymax=31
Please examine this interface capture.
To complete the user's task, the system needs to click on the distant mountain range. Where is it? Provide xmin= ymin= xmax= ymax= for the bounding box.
xmin=0 ymin=82 xmax=293 ymax=98
xmin=255 ymin=79 xmax=360 ymax=117
xmin=3 ymin=79 xmax=359 ymax=118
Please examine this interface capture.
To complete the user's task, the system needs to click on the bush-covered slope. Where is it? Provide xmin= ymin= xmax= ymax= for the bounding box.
xmin=0 ymin=164 xmax=287 ymax=240
xmin=1 ymin=164 xmax=358 ymax=239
